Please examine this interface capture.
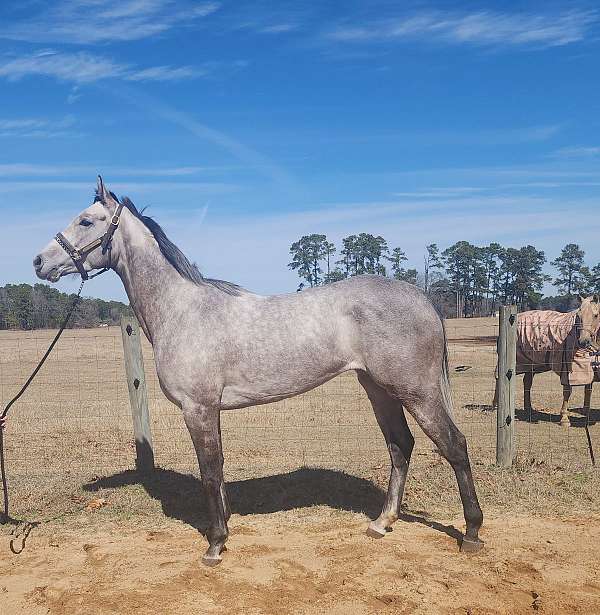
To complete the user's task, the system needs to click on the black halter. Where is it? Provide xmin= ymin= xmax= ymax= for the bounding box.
xmin=55 ymin=202 xmax=124 ymax=280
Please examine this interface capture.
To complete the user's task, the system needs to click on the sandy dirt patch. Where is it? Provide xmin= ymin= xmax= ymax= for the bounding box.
xmin=1 ymin=510 xmax=599 ymax=615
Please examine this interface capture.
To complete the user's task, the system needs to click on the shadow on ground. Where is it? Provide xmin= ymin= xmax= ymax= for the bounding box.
xmin=464 ymin=403 xmax=599 ymax=427
xmin=514 ymin=407 xmax=600 ymax=426
xmin=83 ymin=467 xmax=462 ymax=544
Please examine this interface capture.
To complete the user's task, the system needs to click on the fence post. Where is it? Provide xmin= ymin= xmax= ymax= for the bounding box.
xmin=496 ymin=305 xmax=517 ymax=467
xmin=120 ymin=315 xmax=154 ymax=473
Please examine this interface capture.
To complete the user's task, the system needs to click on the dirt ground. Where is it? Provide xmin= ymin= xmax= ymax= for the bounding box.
xmin=2 ymin=509 xmax=600 ymax=615
xmin=1 ymin=318 xmax=600 ymax=614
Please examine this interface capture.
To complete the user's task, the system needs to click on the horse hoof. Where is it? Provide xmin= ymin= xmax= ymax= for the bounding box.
xmin=201 ymin=554 xmax=223 ymax=567
xmin=366 ymin=523 xmax=387 ymax=539
xmin=560 ymin=419 xmax=570 ymax=427
xmin=460 ymin=537 xmax=484 ymax=554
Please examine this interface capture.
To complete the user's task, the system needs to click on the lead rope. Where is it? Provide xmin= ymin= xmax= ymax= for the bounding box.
xmin=585 ymin=411 xmax=596 ymax=466
xmin=0 ymin=279 xmax=87 ymax=551
xmin=586 ymin=351 xmax=599 ymax=467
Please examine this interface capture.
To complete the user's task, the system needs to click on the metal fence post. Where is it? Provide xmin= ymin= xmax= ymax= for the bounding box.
xmin=497 ymin=305 xmax=517 ymax=467
xmin=120 ymin=315 xmax=154 ymax=473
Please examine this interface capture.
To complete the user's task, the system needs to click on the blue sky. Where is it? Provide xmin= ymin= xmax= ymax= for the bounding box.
xmin=1 ymin=0 xmax=599 ymax=300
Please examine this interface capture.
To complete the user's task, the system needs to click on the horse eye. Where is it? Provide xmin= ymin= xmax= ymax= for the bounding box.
xmin=79 ymin=219 xmax=93 ymax=227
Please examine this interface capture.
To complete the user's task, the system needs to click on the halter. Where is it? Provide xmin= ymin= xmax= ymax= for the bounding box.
xmin=55 ymin=201 xmax=124 ymax=280
xmin=574 ymin=311 xmax=600 ymax=351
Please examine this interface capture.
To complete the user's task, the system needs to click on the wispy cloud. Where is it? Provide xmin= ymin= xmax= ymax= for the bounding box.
xmin=126 ymin=65 xmax=209 ymax=82
xmin=394 ymin=187 xmax=484 ymax=199
xmin=445 ymin=124 xmax=563 ymax=145
xmin=0 ymin=181 xmax=239 ymax=196
xmin=67 ymin=86 xmax=82 ymax=104
xmin=326 ymin=9 xmax=597 ymax=49
xmin=0 ymin=116 xmax=79 ymax=138
xmin=393 ymin=180 xmax=600 ymax=199
xmin=507 ymin=124 xmax=563 ymax=142
xmin=113 ymin=85 xmax=300 ymax=192
xmin=0 ymin=163 xmax=238 ymax=177
xmin=222 ymin=2 xmax=307 ymax=36
xmin=0 ymin=51 xmax=126 ymax=83
xmin=0 ymin=0 xmax=221 ymax=44
xmin=272 ymin=123 xmax=563 ymax=148
xmin=551 ymin=146 xmax=600 ymax=159
xmin=0 ymin=51 xmax=212 ymax=84
xmin=260 ymin=24 xmax=298 ymax=34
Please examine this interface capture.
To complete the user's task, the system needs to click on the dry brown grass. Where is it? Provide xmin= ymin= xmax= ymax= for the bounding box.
xmin=1 ymin=317 xmax=599 ymax=526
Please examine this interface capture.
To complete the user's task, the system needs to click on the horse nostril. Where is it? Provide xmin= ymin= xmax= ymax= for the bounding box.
xmin=33 ymin=255 xmax=42 ymax=269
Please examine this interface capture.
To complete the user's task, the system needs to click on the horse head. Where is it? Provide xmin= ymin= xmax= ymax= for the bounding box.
xmin=576 ymin=294 xmax=600 ymax=349
xmin=33 ymin=176 xmax=122 ymax=282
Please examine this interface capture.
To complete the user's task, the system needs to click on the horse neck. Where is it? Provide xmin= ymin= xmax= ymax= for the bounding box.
xmin=110 ymin=213 xmax=200 ymax=342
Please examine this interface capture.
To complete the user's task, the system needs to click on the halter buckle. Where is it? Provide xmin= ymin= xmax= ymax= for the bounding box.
xmin=110 ymin=215 xmax=120 ymax=226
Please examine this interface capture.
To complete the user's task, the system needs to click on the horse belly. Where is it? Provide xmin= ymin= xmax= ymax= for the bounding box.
xmin=220 ymin=359 xmax=360 ymax=410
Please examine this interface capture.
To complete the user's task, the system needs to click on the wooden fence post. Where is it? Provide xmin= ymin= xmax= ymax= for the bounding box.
xmin=496 ymin=305 xmax=517 ymax=467
xmin=120 ymin=315 xmax=154 ymax=473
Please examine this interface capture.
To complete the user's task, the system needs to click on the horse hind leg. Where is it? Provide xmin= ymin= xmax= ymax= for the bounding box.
xmin=523 ymin=372 xmax=535 ymax=416
xmin=403 ymin=392 xmax=484 ymax=553
xmin=357 ymin=372 xmax=414 ymax=538
xmin=560 ymin=384 xmax=572 ymax=427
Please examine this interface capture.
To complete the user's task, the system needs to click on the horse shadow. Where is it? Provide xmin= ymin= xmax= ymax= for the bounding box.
xmin=463 ymin=403 xmax=600 ymax=427
xmin=83 ymin=467 xmax=463 ymax=544
xmin=514 ymin=407 xmax=600 ymax=426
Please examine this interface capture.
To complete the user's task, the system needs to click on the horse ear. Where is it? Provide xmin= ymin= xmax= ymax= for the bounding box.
xmin=594 ymin=294 xmax=600 ymax=303
xmin=96 ymin=175 xmax=106 ymax=201
xmin=578 ymin=294 xmax=584 ymax=304
xmin=96 ymin=175 xmax=109 ymax=203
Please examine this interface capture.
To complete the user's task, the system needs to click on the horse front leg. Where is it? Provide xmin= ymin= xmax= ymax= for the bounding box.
xmin=182 ymin=403 xmax=229 ymax=566
xmin=523 ymin=372 xmax=535 ymax=418
xmin=584 ymin=383 xmax=593 ymax=416
xmin=560 ymin=384 xmax=572 ymax=427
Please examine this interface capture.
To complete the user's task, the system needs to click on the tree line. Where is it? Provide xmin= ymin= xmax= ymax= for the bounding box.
xmin=0 ymin=283 xmax=131 ymax=330
xmin=1 ymin=237 xmax=595 ymax=329
xmin=288 ymin=235 xmax=600 ymax=317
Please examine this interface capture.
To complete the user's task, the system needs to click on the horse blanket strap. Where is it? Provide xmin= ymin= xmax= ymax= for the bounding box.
xmin=54 ymin=202 xmax=124 ymax=281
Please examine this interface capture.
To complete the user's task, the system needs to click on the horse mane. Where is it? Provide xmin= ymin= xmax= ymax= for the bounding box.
xmin=96 ymin=190 xmax=244 ymax=296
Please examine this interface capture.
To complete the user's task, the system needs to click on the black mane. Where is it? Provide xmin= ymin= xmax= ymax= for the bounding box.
xmin=97 ymin=190 xmax=244 ymax=296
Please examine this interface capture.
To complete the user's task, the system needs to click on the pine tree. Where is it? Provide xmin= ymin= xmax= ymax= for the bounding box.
xmin=551 ymin=244 xmax=586 ymax=296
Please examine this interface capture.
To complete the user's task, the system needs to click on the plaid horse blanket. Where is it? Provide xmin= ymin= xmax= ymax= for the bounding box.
xmin=516 ymin=309 xmax=594 ymax=386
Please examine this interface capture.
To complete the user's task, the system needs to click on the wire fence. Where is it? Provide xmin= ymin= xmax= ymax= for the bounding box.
xmin=448 ymin=316 xmax=599 ymax=468
xmin=1 ymin=314 xmax=598 ymax=515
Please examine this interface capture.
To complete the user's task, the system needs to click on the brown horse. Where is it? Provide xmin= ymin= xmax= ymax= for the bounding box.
xmin=495 ymin=296 xmax=600 ymax=425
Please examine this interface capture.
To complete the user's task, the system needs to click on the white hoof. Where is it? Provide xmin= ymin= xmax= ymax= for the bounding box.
xmin=201 ymin=554 xmax=223 ymax=567
xmin=366 ymin=522 xmax=387 ymax=539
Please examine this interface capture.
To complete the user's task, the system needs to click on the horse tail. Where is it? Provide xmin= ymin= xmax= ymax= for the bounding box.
xmin=439 ymin=316 xmax=457 ymax=425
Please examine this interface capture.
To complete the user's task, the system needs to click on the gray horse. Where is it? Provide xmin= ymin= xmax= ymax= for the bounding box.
xmin=33 ymin=178 xmax=483 ymax=565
